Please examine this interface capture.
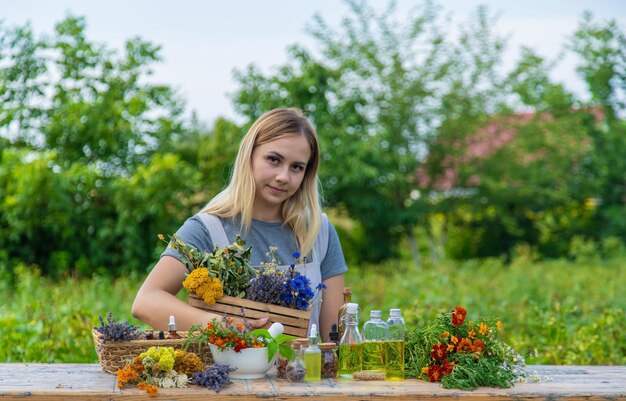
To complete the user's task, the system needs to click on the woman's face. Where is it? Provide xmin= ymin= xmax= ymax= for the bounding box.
xmin=251 ymin=133 xmax=311 ymax=220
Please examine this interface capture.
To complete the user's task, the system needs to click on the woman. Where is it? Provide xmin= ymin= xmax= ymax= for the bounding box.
xmin=132 ymin=108 xmax=348 ymax=341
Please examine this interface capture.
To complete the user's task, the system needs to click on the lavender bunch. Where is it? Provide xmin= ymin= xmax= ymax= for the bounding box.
xmin=247 ymin=267 xmax=285 ymax=303
xmin=193 ymin=364 xmax=235 ymax=392
xmin=95 ymin=312 xmax=143 ymax=350
xmin=247 ymin=247 xmax=285 ymax=303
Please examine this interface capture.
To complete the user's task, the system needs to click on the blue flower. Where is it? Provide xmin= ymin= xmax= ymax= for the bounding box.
xmin=292 ymin=252 xmax=301 ymax=259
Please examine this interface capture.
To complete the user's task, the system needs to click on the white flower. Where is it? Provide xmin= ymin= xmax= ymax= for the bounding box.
xmin=174 ymin=373 xmax=189 ymax=387
xmin=158 ymin=376 xmax=175 ymax=388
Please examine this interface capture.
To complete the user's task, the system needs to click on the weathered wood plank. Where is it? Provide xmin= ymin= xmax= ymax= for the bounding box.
xmin=0 ymin=364 xmax=624 ymax=400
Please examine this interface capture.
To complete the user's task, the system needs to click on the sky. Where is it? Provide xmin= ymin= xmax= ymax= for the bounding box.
xmin=2 ymin=1 xmax=625 ymax=125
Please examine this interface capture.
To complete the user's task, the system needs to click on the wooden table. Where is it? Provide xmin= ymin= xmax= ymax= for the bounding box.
xmin=0 ymin=364 xmax=624 ymax=400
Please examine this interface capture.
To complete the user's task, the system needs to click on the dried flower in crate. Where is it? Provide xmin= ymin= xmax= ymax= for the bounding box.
xmin=94 ymin=312 xmax=143 ymax=349
xmin=246 ymin=251 xmax=326 ymax=311
xmin=160 ymin=233 xmax=257 ymax=299
xmin=246 ymin=247 xmax=288 ymax=304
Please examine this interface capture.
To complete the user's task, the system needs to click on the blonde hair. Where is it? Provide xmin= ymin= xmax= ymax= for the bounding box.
xmin=202 ymin=108 xmax=322 ymax=256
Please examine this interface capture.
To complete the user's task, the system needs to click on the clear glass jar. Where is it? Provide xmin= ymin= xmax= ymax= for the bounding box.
xmin=286 ymin=343 xmax=307 ymax=382
xmin=320 ymin=342 xmax=338 ymax=378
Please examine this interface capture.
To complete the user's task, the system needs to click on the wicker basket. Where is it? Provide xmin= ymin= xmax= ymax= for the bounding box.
xmin=188 ymin=294 xmax=311 ymax=337
xmin=92 ymin=328 xmax=212 ymax=374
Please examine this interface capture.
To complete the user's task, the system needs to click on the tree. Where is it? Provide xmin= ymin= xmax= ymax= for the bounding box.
xmin=231 ymin=1 xmax=505 ymax=262
xmin=1 ymin=15 xmax=186 ymax=175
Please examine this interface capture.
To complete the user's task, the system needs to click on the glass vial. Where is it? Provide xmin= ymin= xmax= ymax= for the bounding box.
xmin=166 ymin=315 xmax=181 ymax=339
xmin=304 ymin=324 xmax=321 ymax=382
xmin=385 ymin=308 xmax=405 ymax=381
xmin=286 ymin=343 xmax=307 ymax=382
xmin=320 ymin=343 xmax=338 ymax=378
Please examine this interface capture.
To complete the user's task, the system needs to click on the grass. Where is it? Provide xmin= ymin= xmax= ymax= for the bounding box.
xmin=1 ymin=255 xmax=624 ymax=364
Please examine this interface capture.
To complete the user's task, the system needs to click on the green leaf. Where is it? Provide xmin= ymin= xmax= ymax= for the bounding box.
xmin=267 ymin=341 xmax=279 ymax=361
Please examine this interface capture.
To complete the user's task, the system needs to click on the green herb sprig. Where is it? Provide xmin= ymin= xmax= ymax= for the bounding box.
xmin=160 ymin=234 xmax=257 ymax=298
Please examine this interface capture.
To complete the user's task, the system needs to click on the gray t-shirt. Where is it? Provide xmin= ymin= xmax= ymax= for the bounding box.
xmin=161 ymin=214 xmax=348 ymax=281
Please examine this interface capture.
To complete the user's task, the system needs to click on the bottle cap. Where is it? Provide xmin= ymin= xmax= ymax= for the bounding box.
xmin=346 ymin=302 xmax=359 ymax=313
xmin=389 ymin=308 xmax=402 ymax=317
xmin=168 ymin=315 xmax=176 ymax=330
xmin=370 ymin=310 xmax=382 ymax=319
xmin=268 ymin=322 xmax=284 ymax=338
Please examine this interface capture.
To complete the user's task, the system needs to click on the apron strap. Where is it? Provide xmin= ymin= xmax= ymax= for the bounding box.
xmin=196 ymin=213 xmax=229 ymax=248
xmin=313 ymin=213 xmax=330 ymax=264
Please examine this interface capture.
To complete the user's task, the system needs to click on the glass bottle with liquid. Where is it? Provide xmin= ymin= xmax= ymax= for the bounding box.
xmin=337 ymin=302 xmax=362 ymax=379
xmin=304 ymin=324 xmax=321 ymax=382
xmin=385 ymin=308 xmax=405 ymax=381
xmin=362 ymin=310 xmax=388 ymax=373
xmin=337 ymin=287 xmax=352 ymax=340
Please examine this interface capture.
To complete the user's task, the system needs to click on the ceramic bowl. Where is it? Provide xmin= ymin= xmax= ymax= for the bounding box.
xmin=208 ymin=343 xmax=275 ymax=379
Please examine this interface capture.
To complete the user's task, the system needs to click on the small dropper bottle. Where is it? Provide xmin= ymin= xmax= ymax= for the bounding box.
xmin=166 ymin=315 xmax=181 ymax=339
xmin=304 ymin=324 xmax=322 ymax=382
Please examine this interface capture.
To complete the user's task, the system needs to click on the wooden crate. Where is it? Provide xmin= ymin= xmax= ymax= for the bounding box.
xmin=188 ymin=294 xmax=311 ymax=337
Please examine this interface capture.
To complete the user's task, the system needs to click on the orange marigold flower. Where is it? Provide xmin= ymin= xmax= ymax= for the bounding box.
xmin=451 ymin=306 xmax=467 ymax=327
xmin=442 ymin=360 xmax=455 ymax=375
xmin=421 ymin=366 xmax=429 ymax=374
xmin=427 ymin=365 xmax=443 ymax=382
xmin=447 ymin=344 xmax=455 ymax=352
xmin=473 ymin=339 xmax=485 ymax=353
xmin=496 ymin=321 xmax=502 ymax=331
xmin=451 ymin=335 xmax=459 ymax=344
xmin=236 ymin=323 xmax=245 ymax=330
xmin=479 ymin=322 xmax=488 ymax=335
xmin=431 ymin=343 xmax=448 ymax=361
xmin=456 ymin=338 xmax=473 ymax=353
xmin=468 ymin=329 xmax=476 ymax=338
xmin=440 ymin=331 xmax=450 ymax=338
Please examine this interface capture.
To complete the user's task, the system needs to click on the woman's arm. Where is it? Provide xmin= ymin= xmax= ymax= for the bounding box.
xmin=319 ymin=273 xmax=345 ymax=342
xmin=132 ymin=256 xmax=220 ymax=330
xmin=132 ymin=256 xmax=268 ymax=330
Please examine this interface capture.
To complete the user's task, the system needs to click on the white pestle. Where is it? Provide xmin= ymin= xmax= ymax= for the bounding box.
xmin=267 ymin=322 xmax=284 ymax=338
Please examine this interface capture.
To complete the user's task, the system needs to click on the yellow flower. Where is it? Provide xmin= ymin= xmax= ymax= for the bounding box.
xmin=183 ymin=268 xmax=209 ymax=292
xmin=496 ymin=321 xmax=502 ymax=331
xmin=468 ymin=329 xmax=476 ymax=338
xmin=421 ymin=366 xmax=429 ymax=373
xmin=198 ymin=277 xmax=224 ymax=304
xmin=451 ymin=335 xmax=459 ymax=344
xmin=479 ymin=322 xmax=488 ymax=335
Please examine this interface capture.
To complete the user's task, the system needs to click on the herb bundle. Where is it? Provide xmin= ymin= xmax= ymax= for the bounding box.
xmin=161 ymin=234 xmax=257 ymax=298
xmin=406 ymin=306 xmax=530 ymax=390
xmin=193 ymin=364 xmax=235 ymax=392
xmin=116 ymin=347 xmax=203 ymax=396
xmin=94 ymin=312 xmax=143 ymax=349
xmin=247 ymin=251 xmax=326 ymax=311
